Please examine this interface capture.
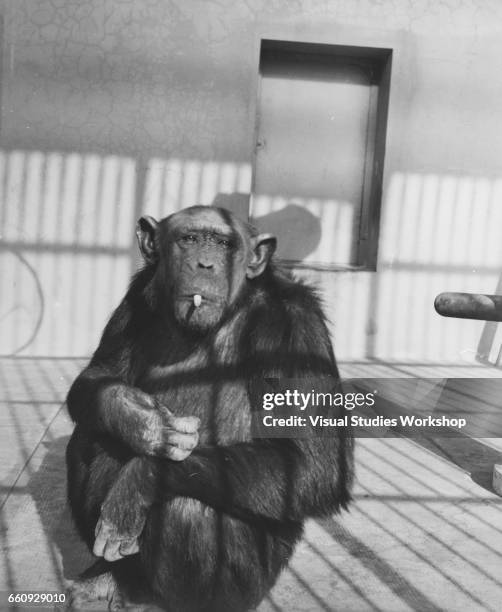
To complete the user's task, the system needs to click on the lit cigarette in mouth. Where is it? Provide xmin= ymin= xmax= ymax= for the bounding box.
xmin=193 ymin=294 xmax=202 ymax=308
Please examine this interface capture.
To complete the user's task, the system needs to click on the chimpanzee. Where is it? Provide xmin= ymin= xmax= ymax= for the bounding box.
xmin=65 ymin=205 xmax=353 ymax=611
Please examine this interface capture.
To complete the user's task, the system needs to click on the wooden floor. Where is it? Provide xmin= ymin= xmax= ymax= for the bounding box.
xmin=1 ymin=358 xmax=502 ymax=611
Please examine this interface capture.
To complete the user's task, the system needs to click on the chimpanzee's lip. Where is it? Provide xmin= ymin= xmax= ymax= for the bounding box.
xmin=178 ymin=292 xmax=221 ymax=304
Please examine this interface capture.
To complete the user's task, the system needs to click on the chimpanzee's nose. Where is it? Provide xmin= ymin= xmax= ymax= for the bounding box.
xmin=198 ymin=260 xmax=214 ymax=269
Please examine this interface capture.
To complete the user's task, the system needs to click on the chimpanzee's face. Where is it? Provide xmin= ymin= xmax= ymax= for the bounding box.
xmin=136 ymin=206 xmax=276 ymax=335
xmin=165 ymin=208 xmax=250 ymax=333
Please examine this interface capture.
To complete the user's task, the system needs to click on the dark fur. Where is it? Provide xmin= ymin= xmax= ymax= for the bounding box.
xmin=66 ymin=209 xmax=353 ymax=612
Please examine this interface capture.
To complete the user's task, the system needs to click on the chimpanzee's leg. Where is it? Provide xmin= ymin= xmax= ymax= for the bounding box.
xmin=66 ymin=426 xmax=128 ymax=546
xmin=65 ymin=428 xmax=154 ymax=610
xmin=139 ymin=498 xmax=302 ymax=612
xmin=66 ymin=428 xmax=302 ymax=611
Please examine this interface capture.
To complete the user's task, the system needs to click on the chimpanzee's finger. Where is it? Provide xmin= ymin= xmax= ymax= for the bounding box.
xmin=93 ymin=522 xmax=109 ymax=557
xmin=165 ymin=430 xmax=199 ymax=451
xmin=103 ymin=539 xmax=123 ymax=562
xmin=165 ymin=414 xmax=200 ymax=434
xmin=119 ymin=538 xmax=140 ymax=556
xmin=164 ymin=445 xmax=193 ymax=461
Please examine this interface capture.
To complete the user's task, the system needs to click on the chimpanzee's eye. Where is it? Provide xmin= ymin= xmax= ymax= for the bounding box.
xmin=181 ymin=234 xmax=198 ymax=244
xmin=218 ymin=238 xmax=233 ymax=248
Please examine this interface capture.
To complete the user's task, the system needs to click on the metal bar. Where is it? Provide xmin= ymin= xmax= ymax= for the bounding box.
xmin=434 ymin=292 xmax=502 ymax=322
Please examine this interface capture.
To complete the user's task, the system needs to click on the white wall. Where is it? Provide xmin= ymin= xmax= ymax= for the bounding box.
xmin=1 ymin=0 xmax=502 ymax=363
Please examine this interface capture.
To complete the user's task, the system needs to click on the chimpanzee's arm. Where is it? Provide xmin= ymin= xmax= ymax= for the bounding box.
xmin=67 ymin=291 xmax=200 ymax=459
xmin=117 ymin=435 xmax=351 ymax=523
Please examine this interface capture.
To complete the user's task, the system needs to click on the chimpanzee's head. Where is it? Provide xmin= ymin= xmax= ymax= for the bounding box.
xmin=136 ymin=206 xmax=276 ymax=334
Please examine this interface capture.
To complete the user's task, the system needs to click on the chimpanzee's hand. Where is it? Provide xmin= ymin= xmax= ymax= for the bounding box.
xmin=105 ymin=386 xmax=200 ymax=459
xmin=93 ymin=458 xmax=148 ymax=562
xmin=93 ymin=507 xmax=144 ymax=562
xmin=145 ymin=405 xmax=200 ymax=460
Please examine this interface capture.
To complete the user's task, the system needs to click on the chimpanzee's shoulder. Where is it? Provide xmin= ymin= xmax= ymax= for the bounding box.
xmin=259 ymin=266 xmax=328 ymax=323
xmin=249 ymin=267 xmax=332 ymax=353
xmin=96 ymin=267 xmax=155 ymax=346
xmin=247 ymin=266 xmax=336 ymax=374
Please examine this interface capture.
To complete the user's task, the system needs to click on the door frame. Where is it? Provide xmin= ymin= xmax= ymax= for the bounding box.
xmin=249 ymin=36 xmax=392 ymax=272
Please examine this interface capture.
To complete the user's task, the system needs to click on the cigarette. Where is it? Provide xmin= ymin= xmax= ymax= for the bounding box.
xmin=193 ymin=294 xmax=202 ymax=308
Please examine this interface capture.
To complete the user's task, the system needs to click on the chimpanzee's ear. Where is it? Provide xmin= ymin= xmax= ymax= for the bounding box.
xmin=136 ymin=216 xmax=159 ymax=263
xmin=246 ymin=234 xmax=277 ymax=279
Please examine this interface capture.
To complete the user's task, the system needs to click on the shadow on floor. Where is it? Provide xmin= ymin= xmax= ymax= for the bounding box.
xmin=27 ymin=435 xmax=93 ymax=584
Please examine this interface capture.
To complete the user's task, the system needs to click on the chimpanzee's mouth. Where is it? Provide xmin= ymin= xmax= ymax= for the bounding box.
xmin=175 ymin=292 xmax=226 ymax=332
xmin=179 ymin=291 xmax=222 ymax=305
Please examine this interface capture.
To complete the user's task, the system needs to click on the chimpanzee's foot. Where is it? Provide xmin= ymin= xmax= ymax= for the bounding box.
xmin=65 ymin=572 xmax=125 ymax=610
xmin=65 ymin=570 xmax=164 ymax=611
